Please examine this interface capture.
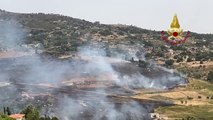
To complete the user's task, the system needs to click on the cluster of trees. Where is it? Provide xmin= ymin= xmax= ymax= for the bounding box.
xmin=116 ymin=25 xmax=151 ymax=35
xmin=98 ymin=29 xmax=113 ymax=36
xmin=3 ymin=107 xmax=11 ymax=116
xmin=0 ymin=107 xmax=13 ymax=120
xmin=173 ymin=51 xmax=213 ymax=63
xmin=191 ymin=32 xmax=213 ymax=42
xmin=0 ymin=105 xmax=58 ymax=120
xmin=194 ymin=52 xmax=212 ymax=61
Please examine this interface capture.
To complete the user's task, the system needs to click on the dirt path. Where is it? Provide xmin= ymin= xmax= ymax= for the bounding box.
xmin=0 ymin=51 xmax=33 ymax=59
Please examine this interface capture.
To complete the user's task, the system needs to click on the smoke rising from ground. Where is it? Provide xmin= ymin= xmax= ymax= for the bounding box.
xmin=53 ymin=45 xmax=186 ymax=119
xmin=0 ymin=20 xmax=26 ymax=51
xmin=57 ymin=95 xmax=150 ymax=120
xmin=0 ymin=20 xmax=187 ymax=119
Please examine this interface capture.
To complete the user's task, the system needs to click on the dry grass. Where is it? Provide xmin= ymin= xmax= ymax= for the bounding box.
xmin=157 ymin=79 xmax=213 ymax=119
xmin=156 ymin=105 xmax=213 ymax=120
xmin=133 ymin=79 xmax=213 ymax=119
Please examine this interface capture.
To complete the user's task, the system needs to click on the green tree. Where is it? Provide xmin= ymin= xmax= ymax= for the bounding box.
xmin=6 ymin=107 xmax=11 ymax=115
xmin=207 ymin=71 xmax=213 ymax=83
xmin=21 ymin=105 xmax=40 ymax=120
xmin=165 ymin=59 xmax=174 ymax=66
xmin=3 ymin=107 xmax=6 ymax=115
xmin=187 ymin=57 xmax=193 ymax=62
xmin=51 ymin=117 xmax=59 ymax=120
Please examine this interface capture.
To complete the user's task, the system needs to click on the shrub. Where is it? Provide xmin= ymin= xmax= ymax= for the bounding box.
xmin=176 ymin=57 xmax=183 ymax=63
xmin=207 ymin=71 xmax=213 ymax=83
xmin=165 ymin=59 xmax=174 ymax=66
xmin=187 ymin=57 xmax=193 ymax=62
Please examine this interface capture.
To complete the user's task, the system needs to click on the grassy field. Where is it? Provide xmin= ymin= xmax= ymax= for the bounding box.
xmin=132 ymin=79 xmax=213 ymax=119
xmin=186 ymin=79 xmax=213 ymax=96
xmin=155 ymin=79 xmax=213 ymax=120
xmin=156 ymin=105 xmax=213 ymax=120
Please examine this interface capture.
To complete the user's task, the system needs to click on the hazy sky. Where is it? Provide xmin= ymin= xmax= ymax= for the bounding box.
xmin=0 ymin=0 xmax=212 ymax=33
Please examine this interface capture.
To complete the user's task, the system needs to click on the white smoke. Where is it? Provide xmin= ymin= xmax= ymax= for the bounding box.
xmin=0 ymin=19 xmax=187 ymax=120
xmin=0 ymin=20 xmax=27 ymax=51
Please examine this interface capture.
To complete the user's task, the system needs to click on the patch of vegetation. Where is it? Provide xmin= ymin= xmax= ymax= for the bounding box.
xmin=156 ymin=105 xmax=213 ymax=120
xmin=0 ymin=9 xmax=212 ymax=63
xmin=0 ymin=105 xmax=58 ymax=120
xmin=185 ymin=79 xmax=213 ymax=100
xmin=150 ymin=95 xmax=173 ymax=101
xmin=0 ymin=115 xmax=15 ymax=120
xmin=176 ymin=65 xmax=207 ymax=79
xmin=99 ymin=29 xmax=113 ymax=36
xmin=165 ymin=59 xmax=174 ymax=66
xmin=155 ymin=79 xmax=213 ymax=120
xmin=187 ymin=57 xmax=193 ymax=62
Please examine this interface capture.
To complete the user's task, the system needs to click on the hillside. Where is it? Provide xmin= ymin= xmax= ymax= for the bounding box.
xmin=0 ymin=10 xmax=212 ymax=55
xmin=0 ymin=9 xmax=154 ymax=55
xmin=0 ymin=10 xmax=212 ymax=80
xmin=0 ymin=10 xmax=213 ymax=120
